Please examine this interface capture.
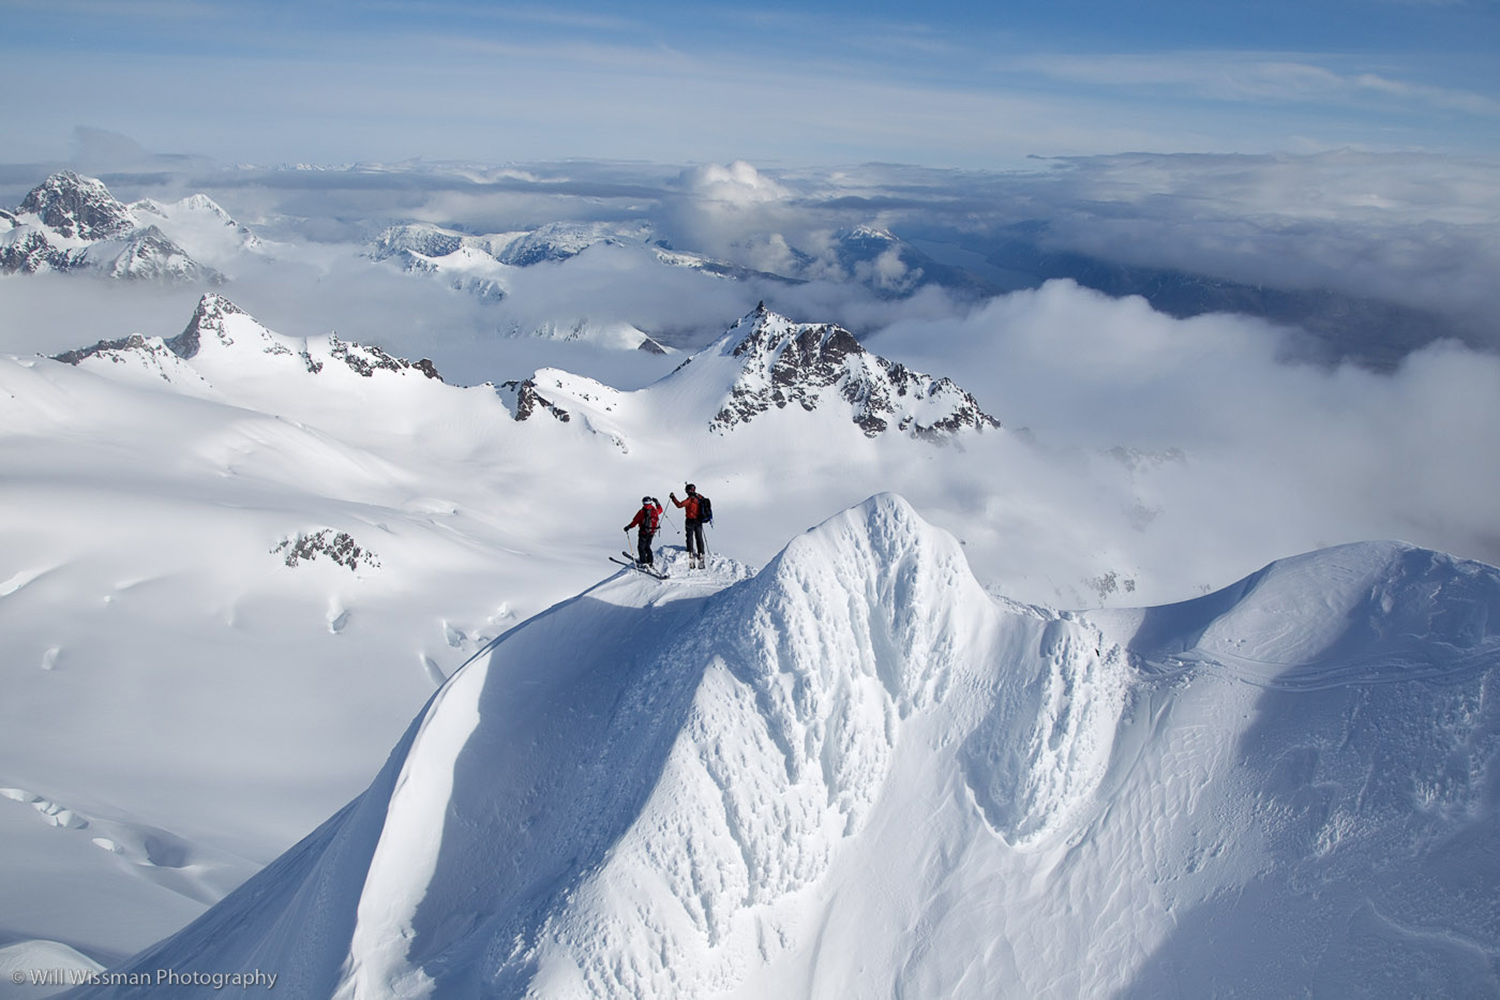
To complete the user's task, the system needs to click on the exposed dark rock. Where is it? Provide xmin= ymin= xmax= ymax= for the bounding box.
xmin=272 ymin=530 xmax=379 ymax=572
xmin=0 ymin=230 xmax=65 ymax=273
xmin=3 ymin=172 xmax=220 ymax=283
xmin=709 ymin=308 xmax=1000 ymax=440
xmin=499 ymin=378 xmax=572 ymax=422
xmin=18 ymin=171 xmax=135 ymax=241
xmin=168 ymin=294 xmax=247 ymax=359
xmin=328 ymin=336 xmax=441 ymax=380
xmin=52 ymin=334 xmax=155 ymax=366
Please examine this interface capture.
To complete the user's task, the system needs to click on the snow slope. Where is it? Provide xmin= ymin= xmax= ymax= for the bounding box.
xmin=74 ymin=495 xmax=1500 ymax=998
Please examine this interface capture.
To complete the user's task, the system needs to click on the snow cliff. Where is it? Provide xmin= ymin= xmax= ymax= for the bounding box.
xmin=70 ymin=496 xmax=1500 ymax=998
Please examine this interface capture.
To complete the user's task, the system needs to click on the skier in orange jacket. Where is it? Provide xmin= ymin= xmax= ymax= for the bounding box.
xmin=670 ymin=484 xmax=708 ymax=569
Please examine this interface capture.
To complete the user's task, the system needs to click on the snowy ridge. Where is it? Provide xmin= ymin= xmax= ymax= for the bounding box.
xmin=497 ymin=368 xmax=631 ymax=449
xmin=53 ymin=293 xmax=444 ymax=401
xmin=69 ymin=498 xmax=1500 ymax=997
xmin=1112 ymin=540 xmax=1500 ymax=690
xmin=129 ymin=193 xmax=263 ymax=269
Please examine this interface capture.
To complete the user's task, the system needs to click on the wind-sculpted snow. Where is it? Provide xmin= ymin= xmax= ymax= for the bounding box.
xmin=959 ymin=615 xmax=1131 ymax=848
xmin=1125 ymin=541 xmax=1500 ymax=690
xmin=71 ymin=499 xmax=1500 ymax=998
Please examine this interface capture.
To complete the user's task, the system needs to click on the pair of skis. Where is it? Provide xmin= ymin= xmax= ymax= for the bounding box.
xmin=609 ymin=552 xmax=668 ymax=580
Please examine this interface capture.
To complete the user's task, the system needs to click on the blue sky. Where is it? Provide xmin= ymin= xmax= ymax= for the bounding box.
xmin=2 ymin=0 xmax=1498 ymax=167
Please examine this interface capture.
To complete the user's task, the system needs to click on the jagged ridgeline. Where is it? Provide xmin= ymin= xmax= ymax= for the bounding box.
xmin=46 ymin=293 xmax=995 ymax=457
xmin=51 ymin=293 xmax=443 ymax=384
xmin=64 ymin=496 xmax=1500 ymax=998
xmin=502 ymin=303 xmax=1001 ymax=441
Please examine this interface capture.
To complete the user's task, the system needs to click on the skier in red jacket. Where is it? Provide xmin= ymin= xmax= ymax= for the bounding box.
xmin=670 ymin=484 xmax=708 ymax=569
xmin=624 ymin=496 xmax=663 ymax=568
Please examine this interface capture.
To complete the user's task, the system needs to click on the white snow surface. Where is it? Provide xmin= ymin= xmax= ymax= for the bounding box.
xmin=4 ymin=290 xmax=1498 ymax=996
xmin=68 ymin=495 xmax=1500 ymax=998
xmin=127 ymin=194 xmax=263 ymax=271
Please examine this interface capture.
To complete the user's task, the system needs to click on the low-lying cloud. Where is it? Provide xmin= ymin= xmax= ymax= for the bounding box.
xmin=869 ymin=279 xmax=1500 ymax=583
xmin=3 ymin=149 xmax=1497 ymax=599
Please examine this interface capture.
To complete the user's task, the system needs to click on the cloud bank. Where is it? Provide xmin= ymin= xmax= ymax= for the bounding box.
xmin=2 ymin=149 xmax=1496 ymax=600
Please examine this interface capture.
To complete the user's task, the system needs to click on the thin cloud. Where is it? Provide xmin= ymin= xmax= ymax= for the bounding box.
xmin=1012 ymin=51 xmax=1500 ymax=117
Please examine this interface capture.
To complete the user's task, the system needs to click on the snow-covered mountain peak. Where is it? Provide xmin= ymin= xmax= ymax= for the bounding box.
xmin=52 ymin=294 xmax=446 ymax=403
xmin=502 ymin=304 xmax=999 ymax=442
xmin=129 ymin=193 xmax=262 ymax=262
xmin=833 ymin=223 xmax=898 ymax=246
xmin=167 ymin=293 xmax=258 ymax=359
xmin=701 ymin=303 xmax=1001 ymax=438
xmin=495 ymin=220 xmax=656 ymax=266
xmin=2 ymin=172 xmax=225 ymax=282
xmin=370 ymin=223 xmax=468 ymax=261
xmin=72 ymin=496 xmax=1500 ymax=998
xmin=17 ymin=171 xmax=136 ymax=241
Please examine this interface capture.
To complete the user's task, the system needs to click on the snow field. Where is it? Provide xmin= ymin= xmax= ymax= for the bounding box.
xmin=3 ymin=286 xmax=1499 ymax=997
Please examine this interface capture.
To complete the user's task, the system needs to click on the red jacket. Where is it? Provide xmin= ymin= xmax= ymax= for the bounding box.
xmin=671 ymin=493 xmax=702 ymax=520
xmin=627 ymin=503 xmax=662 ymax=532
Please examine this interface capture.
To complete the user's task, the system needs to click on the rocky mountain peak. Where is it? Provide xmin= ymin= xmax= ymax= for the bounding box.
xmin=18 ymin=171 xmax=136 ymax=241
xmin=709 ymin=306 xmax=1000 ymax=439
xmin=167 ymin=294 xmax=247 ymax=359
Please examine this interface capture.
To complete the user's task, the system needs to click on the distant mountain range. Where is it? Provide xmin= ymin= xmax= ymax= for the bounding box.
xmin=4 ymin=170 xmax=1462 ymax=366
xmin=53 ymin=295 xmax=998 ymax=446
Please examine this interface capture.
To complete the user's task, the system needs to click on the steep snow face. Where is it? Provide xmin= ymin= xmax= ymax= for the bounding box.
xmin=77 ymin=497 xmax=1500 ymax=998
xmin=0 ymin=173 xmax=221 ymax=283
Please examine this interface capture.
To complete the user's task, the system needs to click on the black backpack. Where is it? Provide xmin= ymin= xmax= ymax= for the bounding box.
xmin=698 ymin=495 xmax=713 ymax=524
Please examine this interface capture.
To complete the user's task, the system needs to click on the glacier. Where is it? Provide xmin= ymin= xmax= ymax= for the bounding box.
xmin=68 ymin=494 xmax=1500 ymax=998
